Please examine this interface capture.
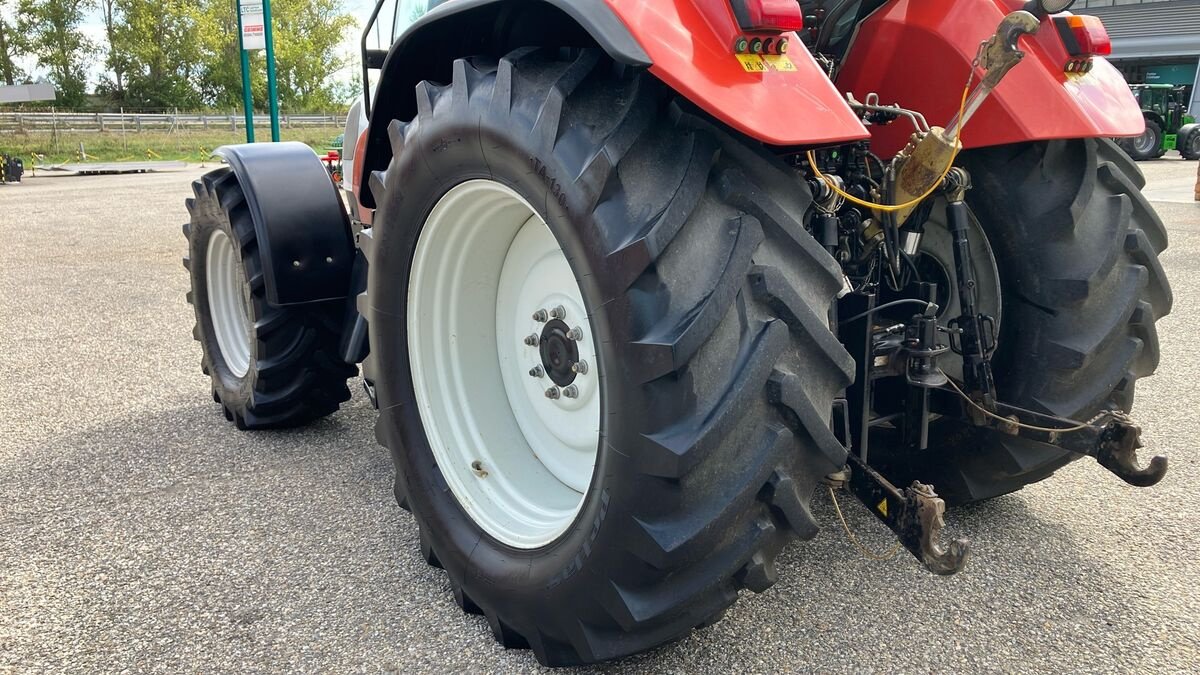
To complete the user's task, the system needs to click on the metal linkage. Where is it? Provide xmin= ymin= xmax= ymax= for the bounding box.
xmin=943 ymin=168 xmax=999 ymax=411
xmin=842 ymin=453 xmax=970 ymax=576
xmin=944 ymin=379 xmax=1168 ymax=488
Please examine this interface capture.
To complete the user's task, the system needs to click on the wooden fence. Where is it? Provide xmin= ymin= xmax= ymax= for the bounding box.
xmin=0 ymin=111 xmax=347 ymax=134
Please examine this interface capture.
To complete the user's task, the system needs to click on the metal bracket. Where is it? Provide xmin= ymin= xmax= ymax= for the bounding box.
xmin=845 ymin=453 xmax=970 ymax=576
xmin=978 ymin=403 xmax=1168 ymax=488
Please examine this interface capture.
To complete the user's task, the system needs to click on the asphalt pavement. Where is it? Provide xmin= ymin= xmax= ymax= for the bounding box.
xmin=1 ymin=157 xmax=1198 ymax=673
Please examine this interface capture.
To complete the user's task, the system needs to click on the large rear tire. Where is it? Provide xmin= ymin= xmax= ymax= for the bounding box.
xmin=362 ymin=49 xmax=853 ymax=665
xmin=875 ymin=138 xmax=1171 ymax=504
xmin=184 ymin=168 xmax=356 ymax=429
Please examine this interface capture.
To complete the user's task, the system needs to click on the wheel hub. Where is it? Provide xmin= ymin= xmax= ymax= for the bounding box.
xmin=538 ymin=318 xmax=579 ymax=387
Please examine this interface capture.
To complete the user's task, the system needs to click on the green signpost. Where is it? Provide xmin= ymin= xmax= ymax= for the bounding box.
xmin=263 ymin=0 xmax=281 ymax=142
xmin=236 ymin=0 xmax=281 ymax=143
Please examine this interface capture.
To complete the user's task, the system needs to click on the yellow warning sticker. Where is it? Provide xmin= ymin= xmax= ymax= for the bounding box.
xmin=763 ymin=54 xmax=797 ymax=72
xmin=736 ymin=54 xmax=768 ymax=73
xmin=877 ymin=498 xmax=889 ymax=517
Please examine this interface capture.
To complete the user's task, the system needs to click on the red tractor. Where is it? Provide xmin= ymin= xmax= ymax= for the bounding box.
xmin=182 ymin=0 xmax=1170 ymax=665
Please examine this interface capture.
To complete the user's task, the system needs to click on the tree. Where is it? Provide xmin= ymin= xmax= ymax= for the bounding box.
xmin=196 ymin=0 xmax=355 ymax=112
xmin=195 ymin=0 xmax=247 ymax=110
xmin=17 ymin=0 xmax=93 ymax=107
xmin=0 ymin=0 xmax=27 ymax=87
xmin=96 ymin=0 xmax=128 ymax=100
xmin=111 ymin=0 xmax=204 ymax=109
xmin=268 ymin=0 xmax=356 ymax=111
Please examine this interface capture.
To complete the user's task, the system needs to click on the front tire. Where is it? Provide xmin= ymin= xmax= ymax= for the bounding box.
xmin=363 ymin=49 xmax=853 ymax=665
xmin=184 ymin=168 xmax=356 ymax=428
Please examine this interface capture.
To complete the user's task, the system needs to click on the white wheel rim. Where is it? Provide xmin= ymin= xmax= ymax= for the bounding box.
xmin=407 ymin=180 xmax=600 ymax=549
xmin=206 ymin=229 xmax=253 ymax=377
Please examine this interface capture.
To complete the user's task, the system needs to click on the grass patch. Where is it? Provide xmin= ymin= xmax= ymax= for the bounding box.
xmin=0 ymin=127 xmax=344 ymax=164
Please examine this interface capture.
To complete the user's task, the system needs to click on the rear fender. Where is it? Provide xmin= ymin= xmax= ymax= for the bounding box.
xmin=836 ymin=0 xmax=1144 ymax=157
xmin=361 ymin=0 xmax=868 ymax=206
xmin=604 ymin=0 xmax=867 ymax=146
xmin=214 ymin=142 xmax=355 ymax=306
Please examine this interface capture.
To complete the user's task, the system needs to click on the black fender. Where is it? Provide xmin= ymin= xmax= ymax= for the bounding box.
xmin=1143 ymin=111 xmax=1166 ymax=131
xmin=214 ymin=142 xmax=355 ymax=306
xmin=359 ymin=0 xmax=651 ymax=208
xmin=1177 ymin=122 xmax=1198 ymax=141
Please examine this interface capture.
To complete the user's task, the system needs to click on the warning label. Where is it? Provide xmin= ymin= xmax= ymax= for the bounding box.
xmin=735 ymin=53 xmax=798 ymax=74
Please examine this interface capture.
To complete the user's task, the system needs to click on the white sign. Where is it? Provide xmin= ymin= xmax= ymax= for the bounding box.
xmin=239 ymin=0 xmax=266 ymax=51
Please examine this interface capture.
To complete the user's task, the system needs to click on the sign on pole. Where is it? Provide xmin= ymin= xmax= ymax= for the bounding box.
xmin=239 ymin=0 xmax=266 ymax=51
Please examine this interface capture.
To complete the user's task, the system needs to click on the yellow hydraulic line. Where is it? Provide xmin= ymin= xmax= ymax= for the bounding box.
xmin=806 ymin=81 xmax=971 ymax=213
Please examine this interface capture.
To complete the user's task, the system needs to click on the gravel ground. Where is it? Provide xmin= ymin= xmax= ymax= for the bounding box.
xmin=1 ymin=156 xmax=1198 ymax=674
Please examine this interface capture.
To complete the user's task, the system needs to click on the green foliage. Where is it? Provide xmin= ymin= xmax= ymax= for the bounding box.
xmin=5 ymin=0 xmax=357 ymax=112
xmin=269 ymin=0 xmax=357 ymax=111
xmin=195 ymin=0 xmax=356 ymax=112
xmin=112 ymin=0 xmax=205 ymax=109
xmin=0 ymin=0 xmax=28 ymax=86
xmin=16 ymin=0 xmax=94 ymax=107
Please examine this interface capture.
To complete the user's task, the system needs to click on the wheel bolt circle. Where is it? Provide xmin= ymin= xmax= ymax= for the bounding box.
xmin=545 ymin=386 xmax=561 ymax=400
xmin=571 ymin=360 xmax=588 ymax=375
xmin=562 ymin=384 xmax=579 ymax=399
xmin=550 ymin=305 xmax=566 ymax=320
xmin=524 ymin=334 xmax=539 ymax=346
xmin=567 ymin=326 xmax=583 ymax=341
xmin=532 ymin=309 xmax=548 ymax=322
xmin=529 ymin=365 xmax=544 ymax=378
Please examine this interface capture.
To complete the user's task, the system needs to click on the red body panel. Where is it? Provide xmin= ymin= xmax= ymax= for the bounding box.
xmin=603 ymin=0 xmax=869 ymax=146
xmin=836 ymin=0 xmax=1144 ymax=157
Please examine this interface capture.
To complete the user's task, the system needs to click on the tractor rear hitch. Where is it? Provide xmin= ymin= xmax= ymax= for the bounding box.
xmin=840 ymin=453 xmax=970 ymax=576
xmin=934 ymin=167 xmax=1166 ymax=488
xmin=967 ymin=401 xmax=1168 ymax=488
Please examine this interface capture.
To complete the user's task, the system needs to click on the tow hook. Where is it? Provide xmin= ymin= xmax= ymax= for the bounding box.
xmin=836 ymin=453 xmax=970 ymax=576
xmin=955 ymin=395 xmax=1169 ymax=488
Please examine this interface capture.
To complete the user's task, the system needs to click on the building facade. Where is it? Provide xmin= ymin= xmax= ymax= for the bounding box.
xmin=1079 ymin=0 xmax=1200 ymax=111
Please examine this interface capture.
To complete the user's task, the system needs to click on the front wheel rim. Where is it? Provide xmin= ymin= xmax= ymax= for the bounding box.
xmin=407 ymin=180 xmax=600 ymax=549
xmin=206 ymin=229 xmax=253 ymax=377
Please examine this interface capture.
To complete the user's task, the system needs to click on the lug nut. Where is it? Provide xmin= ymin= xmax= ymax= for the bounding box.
xmin=550 ymin=305 xmax=566 ymax=320
xmin=544 ymin=387 xmax=561 ymax=400
xmin=562 ymin=384 xmax=579 ymax=399
xmin=524 ymin=334 xmax=539 ymax=346
xmin=529 ymin=365 xmax=544 ymax=378
xmin=532 ymin=309 xmax=548 ymax=322
xmin=567 ymin=326 xmax=584 ymax=341
xmin=571 ymin=360 xmax=588 ymax=375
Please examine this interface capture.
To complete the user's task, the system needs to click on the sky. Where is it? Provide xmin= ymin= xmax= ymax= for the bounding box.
xmin=4 ymin=0 xmax=385 ymax=97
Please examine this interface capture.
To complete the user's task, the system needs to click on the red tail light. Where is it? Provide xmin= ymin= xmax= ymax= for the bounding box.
xmin=1054 ymin=15 xmax=1112 ymax=58
xmin=730 ymin=0 xmax=804 ymax=33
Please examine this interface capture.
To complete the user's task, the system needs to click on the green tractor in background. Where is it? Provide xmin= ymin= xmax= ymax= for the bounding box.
xmin=1119 ymin=84 xmax=1199 ymax=161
